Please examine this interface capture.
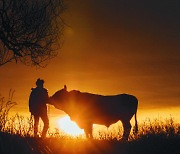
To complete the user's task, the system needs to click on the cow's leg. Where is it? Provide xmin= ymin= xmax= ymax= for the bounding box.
xmin=122 ymin=120 xmax=131 ymax=141
xmin=84 ymin=123 xmax=93 ymax=139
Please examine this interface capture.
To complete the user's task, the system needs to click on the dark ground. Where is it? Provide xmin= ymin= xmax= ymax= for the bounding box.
xmin=0 ymin=132 xmax=180 ymax=154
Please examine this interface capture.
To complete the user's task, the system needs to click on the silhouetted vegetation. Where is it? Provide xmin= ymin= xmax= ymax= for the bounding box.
xmin=0 ymin=93 xmax=180 ymax=153
xmin=0 ymin=0 xmax=65 ymax=67
xmin=0 ymin=90 xmax=16 ymax=131
xmin=0 ymin=122 xmax=180 ymax=154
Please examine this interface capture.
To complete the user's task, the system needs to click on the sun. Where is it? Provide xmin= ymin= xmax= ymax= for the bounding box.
xmin=58 ymin=116 xmax=84 ymax=136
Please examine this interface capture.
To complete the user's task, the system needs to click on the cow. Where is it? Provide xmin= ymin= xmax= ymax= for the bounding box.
xmin=50 ymin=85 xmax=138 ymax=140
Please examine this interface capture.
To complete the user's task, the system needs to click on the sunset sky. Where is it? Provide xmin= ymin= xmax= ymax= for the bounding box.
xmin=0 ymin=0 xmax=180 ymax=128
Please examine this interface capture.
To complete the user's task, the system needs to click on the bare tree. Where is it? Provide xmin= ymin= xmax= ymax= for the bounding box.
xmin=0 ymin=0 xmax=65 ymax=67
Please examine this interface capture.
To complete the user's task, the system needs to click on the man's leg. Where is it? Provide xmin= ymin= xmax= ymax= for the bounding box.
xmin=34 ymin=115 xmax=39 ymax=137
xmin=41 ymin=113 xmax=49 ymax=138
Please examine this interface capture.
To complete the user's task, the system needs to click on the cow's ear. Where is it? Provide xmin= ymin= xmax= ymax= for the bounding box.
xmin=64 ymin=85 xmax=67 ymax=91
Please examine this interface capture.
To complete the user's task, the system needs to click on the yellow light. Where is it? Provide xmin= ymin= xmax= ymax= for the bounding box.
xmin=58 ymin=116 xmax=84 ymax=136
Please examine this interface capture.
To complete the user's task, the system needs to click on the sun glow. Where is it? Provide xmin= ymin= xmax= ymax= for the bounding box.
xmin=58 ymin=116 xmax=84 ymax=136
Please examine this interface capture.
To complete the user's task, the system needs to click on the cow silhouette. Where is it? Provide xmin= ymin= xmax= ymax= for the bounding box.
xmin=50 ymin=85 xmax=138 ymax=140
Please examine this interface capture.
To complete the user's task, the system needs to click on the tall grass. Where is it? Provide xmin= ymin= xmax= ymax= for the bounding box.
xmin=0 ymin=92 xmax=180 ymax=153
xmin=0 ymin=90 xmax=17 ymax=132
xmin=0 ymin=91 xmax=180 ymax=139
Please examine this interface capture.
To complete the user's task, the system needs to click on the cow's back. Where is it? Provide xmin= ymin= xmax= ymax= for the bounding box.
xmin=92 ymin=94 xmax=138 ymax=123
xmin=101 ymin=94 xmax=138 ymax=110
xmin=69 ymin=91 xmax=138 ymax=113
xmin=68 ymin=92 xmax=138 ymax=126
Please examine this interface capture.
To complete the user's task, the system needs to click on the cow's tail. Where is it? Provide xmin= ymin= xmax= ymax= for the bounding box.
xmin=134 ymin=110 xmax=138 ymax=133
xmin=134 ymin=99 xmax=138 ymax=134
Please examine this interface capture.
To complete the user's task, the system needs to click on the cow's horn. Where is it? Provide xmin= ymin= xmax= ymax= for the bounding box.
xmin=64 ymin=85 xmax=67 ymax=91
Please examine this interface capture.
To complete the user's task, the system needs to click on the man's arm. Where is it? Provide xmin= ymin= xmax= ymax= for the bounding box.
xmin=44 ymin=88 xmax=49 ymax=103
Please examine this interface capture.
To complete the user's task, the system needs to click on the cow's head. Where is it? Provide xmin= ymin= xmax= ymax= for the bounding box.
xmin=50 ymin=85 xmax=68 ymax=109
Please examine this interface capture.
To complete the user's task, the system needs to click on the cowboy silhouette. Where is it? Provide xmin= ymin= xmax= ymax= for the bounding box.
xmin=29 ymin=78 xmax=49 ymax=138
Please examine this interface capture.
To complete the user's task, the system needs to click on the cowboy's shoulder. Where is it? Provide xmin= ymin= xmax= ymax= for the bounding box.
xmin=31 ymin=87 xmax=36 ymax=91
xmin=43 ymin=88 xmax=48 ymax=93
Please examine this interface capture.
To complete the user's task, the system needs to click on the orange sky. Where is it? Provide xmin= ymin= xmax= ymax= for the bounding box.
xmin=0 ymin=0 xmax=180 ymax=126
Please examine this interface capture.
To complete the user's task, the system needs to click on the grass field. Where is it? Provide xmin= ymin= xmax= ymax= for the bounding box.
xmin=0 ymin=93 xmax=180 ymax=154
xmin=0 ymin=114 xmax=180 ymax=154
xmin=0 ymin=125 xmax=180 ymax=154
